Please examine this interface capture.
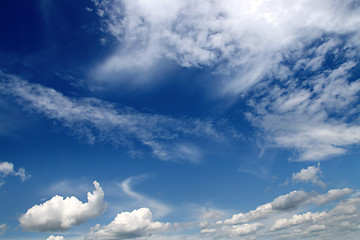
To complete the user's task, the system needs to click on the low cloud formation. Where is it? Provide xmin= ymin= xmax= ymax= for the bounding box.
xmin=292 ymin=163 xmax=326 ymax=187
xmin=85 ymin=208 xmax=171 ymax=240
xmin=0 ymin=161 xmax=31 ymax=184
xmin=269 ymin=193 xmax=360 ymax=239
xmin=200 ymin=188 xmax=354 ymax=239
xmin=19 ymin=181 xmax=106 ymax=232
xmin=46 ymin=236 xmax=65 ymax=240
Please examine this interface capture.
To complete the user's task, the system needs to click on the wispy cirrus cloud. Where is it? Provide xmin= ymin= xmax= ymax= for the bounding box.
xmin=0 ymin=72 xmax=225 ymax=162
xmin=120 ymin=176 xmax=171 ymax=218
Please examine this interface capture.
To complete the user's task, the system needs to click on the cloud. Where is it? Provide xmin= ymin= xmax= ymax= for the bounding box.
xmin=270 ymin=211 xmax=327 ymax=231
xmin=268 ymin=193 xmax=360 ymax=239
xmin=46 ymin=236 xmax=65 ymax=240
xmin=200 ymin=188 xmax=354 ymax=238
xmin=85 ymin=208 xmax=171 ymax=240
xmin=0 ymin=161 xmax=31 ymax=183
xmin=0 ymin=72 xmax=224 ymax=162
xmin=270 ymin=190 xmax=314 ymax=211
xmin=93 ymin=0 xmax=360 ymax=92
xmin=91 ymin=0 xmax=360 ymax=161
xmin=311 ymin=188 xmax=354 ymax=206
xmin=246 ymin=58 xmax=360 ymax=161
xmin=120 ymin=177 xmax=171 ymax=218
xmin=292 ymin=163 xmax=326 ymax=187
xmin=19 ymin=181 xmax=106 ymax=232
xmin=221 ymin=203 xmax=272 ymax=225
xmin=0 ymin=224 xmax=8 ymax=236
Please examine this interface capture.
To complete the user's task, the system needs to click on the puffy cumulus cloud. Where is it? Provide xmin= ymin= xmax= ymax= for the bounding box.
xmin=0 ymin=224 xmax=8 ymax=236
xmin=292 ymin=163 xmax=326 ymax=187
xmin=85 ymin=208 xmax=171 ymax=240
xmin=46 ymin=236 xmax=65 ymax=240
xmin=92 ymin=0 xmax=360 ymax=91
xmin=0 ymin=73 xmax=228 ymax=162
xmin=0 ymin=161 xmax=31 ymax=183
xmin=19 ymin=181 xmax=106 ymax=232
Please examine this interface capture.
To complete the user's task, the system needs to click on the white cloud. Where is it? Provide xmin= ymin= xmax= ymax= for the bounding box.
xmin=270 ymin=211 xmax=327 ymax=231
xmin=93 ymin=0 xmax=360 ymax=93
xmin=0 ymin=161 xmax=31 ymax=183
xmin=91 ymin=0 xmax=360 ymax=161
xmin=311 ymin=188 xmax=353 ymax=206
xmin=268 ymin=193 xmax=360 ymax=239
xmin=19 ymin=181 xmax=106 ymax=232
xmin=221 ymin=203 xmax=272 ymax=225
xmin=0 ymin=224 xmax=8 ymax=236
xmin=0 ymin=72 xmax=225 ymax=162
xmin=200 ymin=188 xmax=354 ymax=239
xmin=292 ymin=163 xmax=326 ymax=187
xmin=120 ymin=177 xmax=170 ymax=218
xmin=270 ymin=190 xmax=313 ymax=211
xmin=46 ymin=236 xmax=65 ymax=240
xmin=85 ymin=208 xmax=171 ymax=240
xmin=246 ymin=59 xmax=360 ymax=161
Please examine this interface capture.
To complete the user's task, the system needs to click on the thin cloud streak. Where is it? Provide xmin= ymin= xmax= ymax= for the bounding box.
xmin=0 ymin=72 xmax=224 ymax=162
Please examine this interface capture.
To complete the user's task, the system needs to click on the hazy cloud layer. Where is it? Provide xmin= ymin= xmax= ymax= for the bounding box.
xmin=0 ymin=224 xmax=8 ymax=236
xmin=19 ymin=181 xmax=105 ymax=232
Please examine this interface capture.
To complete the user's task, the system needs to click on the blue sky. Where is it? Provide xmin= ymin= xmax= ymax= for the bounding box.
xmin=0 ymin=0 xmax=360 ymax=239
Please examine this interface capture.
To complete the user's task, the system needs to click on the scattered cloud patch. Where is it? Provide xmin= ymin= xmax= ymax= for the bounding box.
xmin=292 ymin=163 xmax=326 ymax=187
xmin=85 ymin=208 xmax=171 ymax=240
xmin=247 ymin=59 xmax=360 ymax=161
xmin=19 ymin=181 xmax=106 ymax=232
xmin=0 ymin=161 xmax=31 ymax=184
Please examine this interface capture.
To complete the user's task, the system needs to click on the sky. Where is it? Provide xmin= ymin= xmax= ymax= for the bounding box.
xmin=0 ymin=0 xmax=360 ymax=239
